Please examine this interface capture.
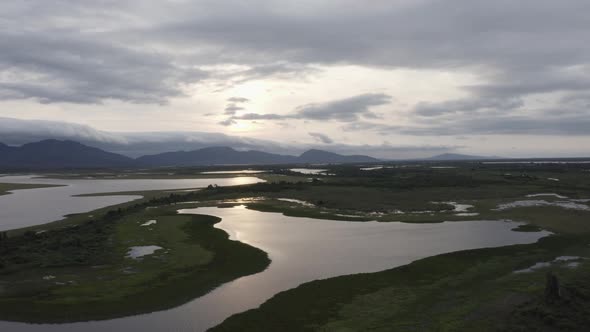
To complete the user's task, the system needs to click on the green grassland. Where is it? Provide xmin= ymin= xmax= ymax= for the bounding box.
xmin=212 ymin=235 xmax=590 ymax=332
xmin=210 ymin=163 xmax=590 ymax=331
xmin=0 ymin=196 xmax=269 ymax=322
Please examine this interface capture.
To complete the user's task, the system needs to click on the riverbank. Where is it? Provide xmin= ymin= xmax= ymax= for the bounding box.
xmin=0 ymin=182 xmax=63 ymax=196
xmin=0 ymin=191 xmax=270 ymax=322
xmin=1 ymin=164 xmax=589 ymax=328
xmin=206 ymin=167 xmax=590 ymax=331
xmin=212 ymin=233 xmax=590 ymax=331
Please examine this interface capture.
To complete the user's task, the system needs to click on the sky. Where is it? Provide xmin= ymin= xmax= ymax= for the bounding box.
xmin=1 ymin=0 xmax=590 ymax=158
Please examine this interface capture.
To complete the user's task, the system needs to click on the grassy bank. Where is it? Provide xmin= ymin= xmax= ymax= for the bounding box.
xmin=0 ymin=182 xmax=63 ymax=196
xmin=1 ymin=163 xmax=590 ymax=327
xmin=209 ymin=165 xmax=590 ymax=331
xmin=212 ymin=234 xmax=590 ymax=332
xmin=0 ymin=196 xmax=269 ymax=322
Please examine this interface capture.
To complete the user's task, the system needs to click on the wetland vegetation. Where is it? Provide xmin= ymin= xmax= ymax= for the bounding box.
xmin=1 ymin=160 xmax=590 ymax=330
xmin=0 ymin=194 xmax=269 ymax=322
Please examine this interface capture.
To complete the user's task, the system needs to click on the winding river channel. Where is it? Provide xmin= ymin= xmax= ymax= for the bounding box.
xmin=0 ymin=176 xmax=550 ymax=331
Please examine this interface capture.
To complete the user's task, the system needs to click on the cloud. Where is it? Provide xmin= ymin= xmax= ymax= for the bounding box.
xmin=220 ymin=63 xmax=318 ymax=86
xmin=228 ymin=113 xmax=285 ymax=121
xmin=0 ymin=29 xmax=208 ymax=104
xmin=147 ymin=1 xmax=590 ymax=72
xmin=0 ymin=117 xmax=128 ymax=145
xmin=223 ymin=96 xmax=250 ymax=115
xmin=223 ymin=93 xmax=392 ymax=125
xmin=227 ymin=97 xmax=250 ymax=103
xmin=344 ymin=109 xmax=590 ymax=136
xmin=218 ymin=118 xmax=236 ymax=126
xmin=0 ymin=117 xmax=454 ymax=158
xmin=414 ymin=98 xmax=524 ymax=117
xmin=2 ymin=0 xmax=590 ymax=147
xmin=309 ymin=132 xmax=333 ymax=144
xmin=2 ymin=1 xmax=587 ymax=105
xmin=224 ymin=104 xmax=244 ymax=115
xmin=294 ymin=93 xmax=390 ymax=121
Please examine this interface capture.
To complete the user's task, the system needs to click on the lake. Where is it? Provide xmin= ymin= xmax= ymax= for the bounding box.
xmin=0 ymin=200 xmax=549 ymax=331
xmin=0 ymin=175 xmax=262 ymax=231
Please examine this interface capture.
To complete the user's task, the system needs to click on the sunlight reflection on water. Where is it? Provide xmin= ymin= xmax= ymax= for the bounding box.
xmin=0 ymin=205 xmax=549 ymax=332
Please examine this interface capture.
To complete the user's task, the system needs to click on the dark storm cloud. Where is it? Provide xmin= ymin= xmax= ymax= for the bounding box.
xmin=221 ymin=93 xmax=391 ymax=125
xmin=309 ymin=132 xmax=333 ymax=144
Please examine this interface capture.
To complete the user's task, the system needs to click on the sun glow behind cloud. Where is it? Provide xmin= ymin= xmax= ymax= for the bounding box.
xmin=2 ymin=0 xmax=590 ymax=157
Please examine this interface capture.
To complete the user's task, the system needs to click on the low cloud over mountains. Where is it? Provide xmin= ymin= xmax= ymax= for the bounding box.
xmin=0 ymin=117 xmax=453 ymax=159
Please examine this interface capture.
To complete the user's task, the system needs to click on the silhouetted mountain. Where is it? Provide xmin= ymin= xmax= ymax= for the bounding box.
xmin=137 ymin=147 xmax=378 ymax=166
xmin=0 ymin=140 xmax=380 ymax=169
xmin=298 ymin=149 xmax=379 ymax=163
xmin=137 ymin=146 xmax=297 ymax=166
xmin=427 ymin=153 xmax=499 ymax=161
xmin=0 ymin=140 xmax=136 ymax=169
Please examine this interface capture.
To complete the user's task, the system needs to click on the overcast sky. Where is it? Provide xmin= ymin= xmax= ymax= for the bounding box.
xmin=1 ymin=0 xmax=590 ymax=158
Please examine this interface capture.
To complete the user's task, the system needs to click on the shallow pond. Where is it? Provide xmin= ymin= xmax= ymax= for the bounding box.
xmin=289 ymin=168 xmax=327 ymax=175
xmin=0 ymin=175 xmax=262 ymax=231
xmin=0 ymin=205 xmax=549 ymax=332
xmin=127 ymin=245 xmax=164 ymax=259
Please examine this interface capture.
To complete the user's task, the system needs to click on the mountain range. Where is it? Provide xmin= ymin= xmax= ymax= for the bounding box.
xmin=0 ymin=140 xmax=136 ymax=169
xmin=0 ymin=140 xmax=380 ymax=169
xmin=427 ymin=153 xmax=500 ymax=161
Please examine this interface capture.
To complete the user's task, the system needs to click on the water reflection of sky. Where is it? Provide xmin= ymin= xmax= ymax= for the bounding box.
xmin=0 ymin=192 xmax=550 ymax=332
xmin=0 ymin=175 xmax=263 ymax=231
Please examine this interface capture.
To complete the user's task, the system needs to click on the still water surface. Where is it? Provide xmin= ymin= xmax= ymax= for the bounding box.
xmin=0 ymin=175 xmax=262 ymax=231
xmin=0 ymin=201 xmax=549 ymax=331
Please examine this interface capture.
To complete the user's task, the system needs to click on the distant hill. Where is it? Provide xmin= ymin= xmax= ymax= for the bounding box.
xmin=137 ymin=147 xmax=379 ymax=166
xmin=0 ymin=140 xmax=136 ymax=169
xmin=427 ymin=153 xmax=500 ymax=161
xmin=298 ymin=149 xmax=379 ymax=164
xmin=136 ymin=146 xmax=297 ymax=167
xmin=0 ymin=140 xmax=380 ymax=169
